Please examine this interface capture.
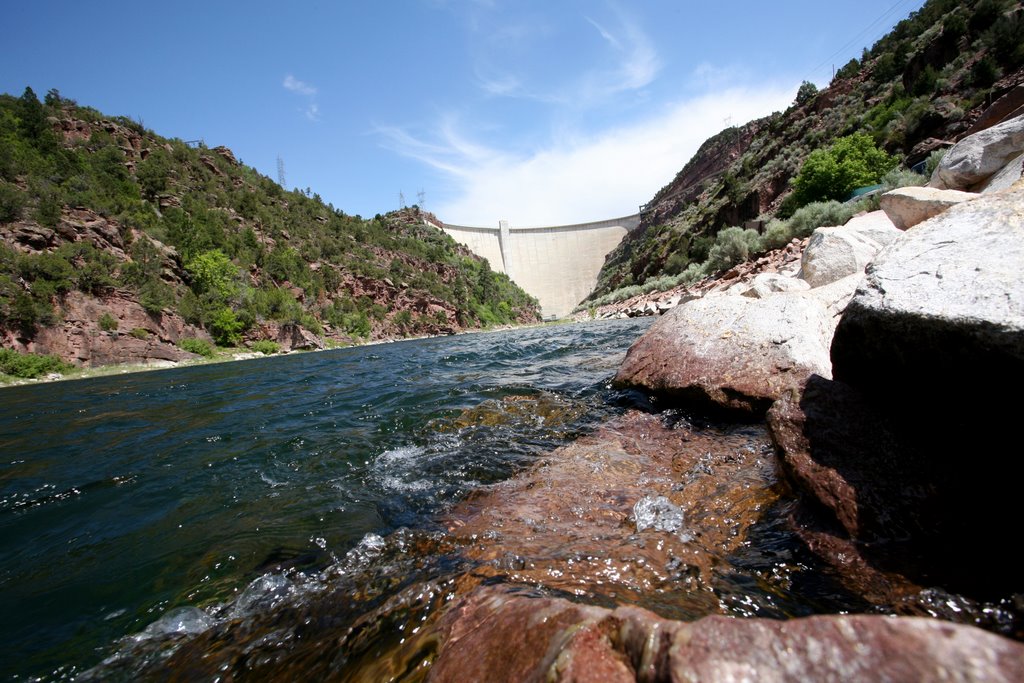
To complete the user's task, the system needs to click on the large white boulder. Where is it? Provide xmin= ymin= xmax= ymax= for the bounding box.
xmin=799 ymin=228 xmax=878 ymax=288
xmin=832 ymin=184 xmax=1024 ymax=396
xmin=930 ymin=113 xmax=1024 ymax=190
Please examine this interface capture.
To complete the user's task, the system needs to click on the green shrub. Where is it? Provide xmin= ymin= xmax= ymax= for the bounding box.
xmin=129 ymin=327 xmax=149 ymax=339
xmin=208 ymin=306 xmax=244 ymax=346
xmin=179 ymin=337 xmax=214 ymax=357
xmin=879 ymin=167 xmax=927 ymax=191
xmin=0 ymin=348 xmax=73 ymax=378
xmin=98 ymin=312 xmax=118 ymax=331
xmin=251 ymin=339 xmax=280 ymax=355
xmin=924 ymin=149 xmax=947 ymax=177
xmin=792 ymin=133 xmax=898 ymax=206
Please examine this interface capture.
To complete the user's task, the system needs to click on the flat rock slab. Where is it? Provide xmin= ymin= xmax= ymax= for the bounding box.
xmin=614 ymin=292 xmax=833 ymax=416
xmin=428 ymin=585 xmax=1024 ymax=683
xmin=880 ymin=186 xmax=978 ymax=230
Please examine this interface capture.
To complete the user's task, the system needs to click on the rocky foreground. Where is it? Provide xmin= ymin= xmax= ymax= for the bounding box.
xmin=428 ymin=115 xmax=1024 ymax=678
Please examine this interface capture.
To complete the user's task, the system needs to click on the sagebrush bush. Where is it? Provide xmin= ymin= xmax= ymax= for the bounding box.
xmin=704 ymin=227 xmax=762 ymax=274
xmin=178 ymin=337 xmax=214 ymax=357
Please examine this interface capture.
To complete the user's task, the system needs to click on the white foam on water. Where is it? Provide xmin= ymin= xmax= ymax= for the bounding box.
xmin=633 ymin=495 xmax=687 ymax=536
xmin=138 ymin=606 xmax=215 ymax=639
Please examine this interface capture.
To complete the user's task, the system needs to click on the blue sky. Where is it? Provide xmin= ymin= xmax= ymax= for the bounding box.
xmin=2 ymin=0 xmax=925 ymax=226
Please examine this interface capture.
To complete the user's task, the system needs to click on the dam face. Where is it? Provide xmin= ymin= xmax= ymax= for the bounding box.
xmin=440 ymin=215 xmax=640 ymax=319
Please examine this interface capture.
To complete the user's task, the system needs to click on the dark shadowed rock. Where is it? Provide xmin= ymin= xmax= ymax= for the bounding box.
xmin=427 ymin=585 xmax=1024 ymax=683
xmin=767 ymin=376 xmax=935 ymax=544
xmin=614 ymin=292 xmax=833 ymax=416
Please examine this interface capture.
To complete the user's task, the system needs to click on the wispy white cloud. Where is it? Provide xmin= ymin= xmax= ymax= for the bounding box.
xmin=471 ymin=8 xmax=658 ymax=106
xmin=283 ymin=74 xmax=320 ymax=122
xmin=283 ymin=74 xmax=317 ymax=96
xmin=582 ymin=14 xmax=658 ymax=95
xmin=378 ymin=84 xmax=796 ymax=226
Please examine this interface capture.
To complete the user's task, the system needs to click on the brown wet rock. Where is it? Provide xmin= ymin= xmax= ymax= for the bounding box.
xmin=438 ymin=392 xmax=587 ymax=431
xmin=427 ymin=584 xmax=1024 ymax=683
xmin=443 ymin=410 xmax=784 ymax=613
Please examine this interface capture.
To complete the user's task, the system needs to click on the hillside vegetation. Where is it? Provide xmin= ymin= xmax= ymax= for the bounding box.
xmin=585 ymin=0 xmax=1024 ymax=307
xmin=0 ymin=91 xmax=539 ymax=367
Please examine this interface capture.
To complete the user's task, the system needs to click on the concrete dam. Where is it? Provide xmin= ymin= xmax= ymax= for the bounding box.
xmin=439 ymin=214 xmax=641 ymax=319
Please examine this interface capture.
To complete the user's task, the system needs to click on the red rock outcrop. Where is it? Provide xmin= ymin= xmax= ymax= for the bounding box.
xmin=3 ymin=289 xmax=208 ymax=366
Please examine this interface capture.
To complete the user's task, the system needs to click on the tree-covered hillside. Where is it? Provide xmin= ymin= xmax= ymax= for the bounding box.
xmin=585 ymin=0 xmax=1023 ymax=307
xmin=0 ymin=89 xmax=539 ymax=366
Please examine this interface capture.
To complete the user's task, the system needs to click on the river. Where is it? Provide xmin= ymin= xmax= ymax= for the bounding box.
xmin=3 ymin=317 xmax=1002 ymax=680
xmin=1 ymin=319 xmax=662 ymax=679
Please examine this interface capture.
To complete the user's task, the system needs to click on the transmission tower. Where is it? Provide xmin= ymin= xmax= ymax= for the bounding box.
xmin=277 ymin=155 xmax=286 ymax=188
xmin=416 ymin=189 xmax=425 ymax=208
xmin=399 ymin=190 xmax=406 ymax=208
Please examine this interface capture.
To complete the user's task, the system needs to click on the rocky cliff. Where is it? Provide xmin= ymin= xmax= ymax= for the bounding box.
xmin=590 ymin=0 xmax=1024 ymax=302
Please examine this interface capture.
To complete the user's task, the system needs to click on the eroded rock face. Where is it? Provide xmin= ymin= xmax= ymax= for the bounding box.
xmin=880 ymin=186 xmax=979 ymax=230
xmin=614 ymin=292 xmax=833 ymax=416
xmin=3 ymin=289 xmax=207 ymax=366
xmin=428 ymin=585 xmax=1024 ymax=683
xmin=931 ymin=113 xmax=1024 ymax=190
xmin=277 ymin=323 xmax=324 ymax=351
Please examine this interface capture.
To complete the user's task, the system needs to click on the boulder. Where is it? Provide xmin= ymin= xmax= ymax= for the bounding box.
xmin=768 ymin=376 xmax=934 ymax=544
xmin=798 ymin=222 xmax=886 ymax=288
xmin=978 ymin=151 xmax=1024 ymax=194
xmin=804 ymin=272 xmax=863 ymax=319
xmin=428 ymin=585 xmax=1024 ymax=683
xmin=740 ymin=272 xmax=810 ymax=298
xmin=930 ymin=113 xmax=1024 ymax=190
xmin=879 ymin=186 xmax=978 ymax=230
xmin=614 ymin=291 xmax=834 ymax=416
xmin=832 ymin=185 xmax=1024 ymax=403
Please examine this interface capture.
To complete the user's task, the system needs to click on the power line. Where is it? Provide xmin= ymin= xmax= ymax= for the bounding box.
xmin=805 ymin=0 xmax=918 ymax=83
